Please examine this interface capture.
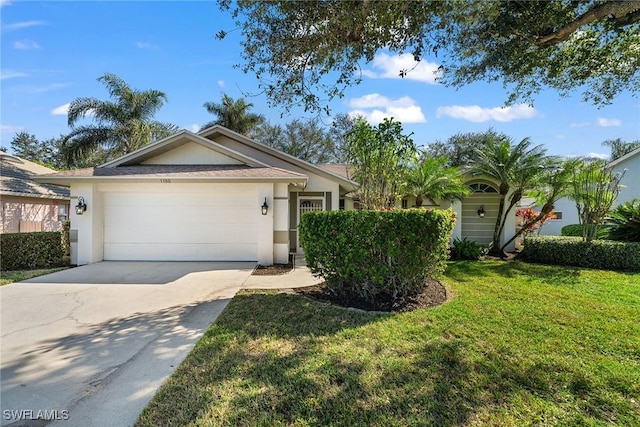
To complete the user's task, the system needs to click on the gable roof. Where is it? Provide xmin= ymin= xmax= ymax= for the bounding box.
xmin=0 ymin=154 xmax=70 ymax=200
xmin=99 ymin=130 xmax=270 ymax=168
xmin=608 ymin=146 xmax=640 ymax=168
xmin=199 ymin=125 xmax=358 ymax=191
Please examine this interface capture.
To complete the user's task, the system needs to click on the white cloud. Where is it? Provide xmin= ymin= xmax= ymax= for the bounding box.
xmin=1 ymin=124 xmax=23 ymax=133
xmin=436 ymin=104 xmax=538 ymax=122
xmin=362 ymin=53 xmax=441 ymax=84
xmin=1 ymin=0 xmax=12 ymax=8
xmin=586 ymin=152 xmax=610 ymax=160
xmin=14 ymin=39 xmax=40 ymax=49
xmin=0 ymin=69 xmax=27 ymax=79
xmin=2 ymin=20 xmax=46 ymax=32
xmin=190 ymin=123 xmax=200 ymax=132
xmin=217 ymin=80 xmax=225 ymax=88
xmin=135 ymin=41 xmax=159 ymax=50
xmin=597 ymin=117 xmax=621 ymax=127
xmin=347 ymin=93 xmax=426 ymax=124
xmin=51 ymin=103 xmax=70 ymax=115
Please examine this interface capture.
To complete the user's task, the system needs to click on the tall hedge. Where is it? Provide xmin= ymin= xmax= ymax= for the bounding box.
xmin=521 ymin=236 xmax=640 ymax=272
xmin=0 ymin=231 xmax=65 ymax=271
xmin=299 ymin=209 xmax=455 ymax=305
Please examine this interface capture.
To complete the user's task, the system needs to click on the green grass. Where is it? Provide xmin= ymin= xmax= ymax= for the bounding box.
xmin=136 ymin=261 xmax=640 ymax=426
xmin=0 ymin=267 xmax=68 ymax=286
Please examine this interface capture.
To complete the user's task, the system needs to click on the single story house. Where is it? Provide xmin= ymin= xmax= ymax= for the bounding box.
xmin=1 ymin=153 xmax=70 ymax=234
xmin=538 ymin=147 xmax=640 ymax=236
xmin=37 ymin=126 xmax=517 ymax=265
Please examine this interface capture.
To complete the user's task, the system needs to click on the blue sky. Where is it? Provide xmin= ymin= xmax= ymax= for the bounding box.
xmin=2 ymin=0 xmax=638 ymax=159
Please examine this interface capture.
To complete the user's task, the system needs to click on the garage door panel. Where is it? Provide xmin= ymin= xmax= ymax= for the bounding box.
xmin=104 ymin=243 xmax=257 ymax=261
xmin=105 ymin=225 xmax=258 ymax=245
xmin=103 ymin=185 xmax=259 ymax=261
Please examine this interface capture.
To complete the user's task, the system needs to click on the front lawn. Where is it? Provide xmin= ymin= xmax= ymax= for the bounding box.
xmin=0 ymin=267 xmax=68 ymax=286
xmin=137 ymin=261 xmax=640 ymax=426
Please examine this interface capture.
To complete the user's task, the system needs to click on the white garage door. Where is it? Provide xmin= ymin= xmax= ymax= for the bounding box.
xmin=103 ymin=184 xmax=259 ymax=261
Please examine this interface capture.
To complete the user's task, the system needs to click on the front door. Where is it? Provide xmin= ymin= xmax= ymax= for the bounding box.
xmin=297 ymin=197 xmax=325 ymax=252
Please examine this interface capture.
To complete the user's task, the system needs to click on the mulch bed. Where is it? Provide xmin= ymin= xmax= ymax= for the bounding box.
xmin=294 ymin=278 xmax=448 ymax=313
xmin=252 ymin=258 xmax=294 ymax=275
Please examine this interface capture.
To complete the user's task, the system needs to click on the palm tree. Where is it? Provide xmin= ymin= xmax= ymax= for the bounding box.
xmin=471 ymin=136 xmax=548 ymax=256
xmin=405 ymin=156 xmax=470 ymax=207
xmin=201 ymin=93 xmax=264 ymax=136
xmin=63 ymin=73 xmax=177 ymax=167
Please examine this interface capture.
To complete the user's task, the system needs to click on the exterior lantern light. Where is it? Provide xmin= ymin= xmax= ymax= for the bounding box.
xmin=75 ymin=196 xmax=87 ymax=215
xmin=477 ymin=206 xmax=485 ymax=218
xmin=261 ymin=198 xmax=269 ymax=215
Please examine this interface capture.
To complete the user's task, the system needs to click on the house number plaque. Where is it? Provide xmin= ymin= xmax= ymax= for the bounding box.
xmin=160 ymin=179 xmax=171 ymax=183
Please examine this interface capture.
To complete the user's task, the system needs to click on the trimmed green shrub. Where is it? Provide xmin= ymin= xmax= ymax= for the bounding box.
xmin=449 ymin=237 xmax=487 ymax=260
xmin=0 ymin=231 xmax=65 ymax=271
xmin=607 ymin=199 xmax=640 ymax=242
xmin=521 ymin=236 xmax=640 ymax=272
xmin=561 ymin=223 xmax=609 ymax=239
xmin=561 ymin=224 xmax=582 ymax=237
xmin=299 ymin=209 xmax=455 ymax=308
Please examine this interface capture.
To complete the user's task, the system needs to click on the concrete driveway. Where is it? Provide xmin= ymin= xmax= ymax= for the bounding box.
xmin=0 ymin=261 xmax=255 ymax=427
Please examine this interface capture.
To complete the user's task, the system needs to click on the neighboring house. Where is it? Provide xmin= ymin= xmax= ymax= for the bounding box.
xmin=36 ymin=126 xmax=518 ymax=265
xmin=1 ymin=153 xmax=70 ymax=234
xmin=398 ymin=182 xmax=517 ymax=251
xmin=538 ymin=147 xmax=640 ymax=236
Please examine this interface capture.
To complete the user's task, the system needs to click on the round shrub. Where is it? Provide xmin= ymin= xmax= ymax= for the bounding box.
xmin=299 ymin=209 xmax=455 ymax=308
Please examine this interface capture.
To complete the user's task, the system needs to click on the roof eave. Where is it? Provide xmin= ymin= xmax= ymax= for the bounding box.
xmin=34 ymin=175 xmax=308 ymax=185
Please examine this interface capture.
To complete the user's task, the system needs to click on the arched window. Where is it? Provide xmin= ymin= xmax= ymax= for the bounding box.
xmin=468 ymin=183 xmax=498 ymax=193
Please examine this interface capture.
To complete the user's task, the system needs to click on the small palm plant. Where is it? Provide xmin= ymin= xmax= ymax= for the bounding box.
xmin=606 ymin=199 xmax=640 ymax=242
xmin=405 ymin=156 xmax=470 ymax=207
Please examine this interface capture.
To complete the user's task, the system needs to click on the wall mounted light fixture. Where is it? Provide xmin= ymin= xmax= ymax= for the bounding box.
xmin=75 ymin=196 xmax=87 ymax=215
xmin=477 ymin=206 xmax=485 ymax=218
xmin=261 ymin=198 xmax=269 ymax=215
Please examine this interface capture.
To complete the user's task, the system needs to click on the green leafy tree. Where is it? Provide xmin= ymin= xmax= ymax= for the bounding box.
xmin=405 ymin=156 xmax=470 ymax=207
xmin=569 ymin=159 xmax=625 ymax=242
xmin=202 ymin=93 xmax=265 ymax=136
xmin=345 ymin=117 xmax=416 ymax=210
xmin=470 ymin=136 xmax=548 ymax=256
xmin=602 ymin=138 xmax=640 ymax=161
xmin=10 ymin=131 xmax=66 ymax=169
xmin=424 ymin=129 xmax=511 ymax=167
xmin=10 ymin=131 xmax=41 ymax=161
xmin=254 ymin=118 xmax=338 ymax=164
xmin=64 ymin=73 xmax=177 ymax=167
xmin=217 ymin=0 xmax=639 ymax=113
xmin=328 ymin=113 xmax=358 ymax=163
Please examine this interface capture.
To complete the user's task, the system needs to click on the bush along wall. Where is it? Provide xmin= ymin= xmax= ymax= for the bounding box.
xmin=299 ymin=209 xmax=455 ymax=309
xmin=0 ymin=231 xmax=65 ymax=271
xmin=521 ymin=236 xmax=640 ymax=272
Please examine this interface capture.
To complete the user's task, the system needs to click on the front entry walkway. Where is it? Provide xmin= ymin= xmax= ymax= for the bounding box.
xmin=0 ymin=261 xmax=254 ymax=427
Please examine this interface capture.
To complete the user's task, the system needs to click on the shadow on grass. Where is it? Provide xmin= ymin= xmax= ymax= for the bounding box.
xmin=137 ymin=292 xmax=636 ymax=426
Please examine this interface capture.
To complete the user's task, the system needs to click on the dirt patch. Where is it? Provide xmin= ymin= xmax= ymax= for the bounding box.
xmin=252 ymin=257 xmax=294 ymax=276
xmin=294 ymin=279 xmax=448 ymax=313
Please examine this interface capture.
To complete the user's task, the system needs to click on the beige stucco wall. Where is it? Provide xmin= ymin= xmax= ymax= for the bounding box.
xmin=141 ymin=141 xmax=243 ymax=165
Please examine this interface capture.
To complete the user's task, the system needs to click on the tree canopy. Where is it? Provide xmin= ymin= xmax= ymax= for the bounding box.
xmin=254 ymin=118 xmax=341 ymax=164
xmin=63 ymin=73 xmax=177 ymax=167
xmin=218 ymin=0 xmax=639 ymax=113
xmin=202 ymin=93 xmax=265 ymax=136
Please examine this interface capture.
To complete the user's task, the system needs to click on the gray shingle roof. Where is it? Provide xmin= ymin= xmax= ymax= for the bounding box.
xmin=1 ymin=155 xmax=70 ymax=200
xmin=37 ymin=164 xmax=307 ymax=180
